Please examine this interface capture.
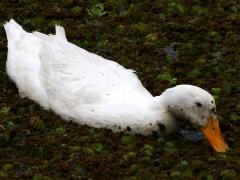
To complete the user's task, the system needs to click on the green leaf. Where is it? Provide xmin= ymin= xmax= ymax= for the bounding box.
xmin=121 ymin=135 xmax=136 ymax=145
xmin=5 ymin=121 xmax=15 ymax=130
xmin=30 ymin=117 xmax=45 ymax=131
xmin=156 ymin=73 xmax=171 ymax=82
xmin=123 ymin=152 xmax=136 ymax=161
xmin=0 ymin=107 xmax=10 ymax=114
xmin=90 ymin=143 xmax=104 ymax=152
xmin=82 ymin=147 xmax=95 ymax=155
xmin=2 ymin=163 xmax=13 ymax=172
xmin=170 ymin=78 xmax=177 ymax=85
xmin=87 ymin=3 xmax=107 ymax=17
xmin=211 ymin=88 xmax=221 ymax=96
xmin=187 ymin=69 xmax=201 ymax=79
xmin=170 ymin=170 xmax=180 ymax=177
xmin=55 ymin=126 xmax=65 ymax=134
xmin=191 ymin=5 xmax=208 ymax=16
xmin=220 ymin=169 xmax=237 ymax=180
xmin=230 ymin=114 xmax=240 ymax=121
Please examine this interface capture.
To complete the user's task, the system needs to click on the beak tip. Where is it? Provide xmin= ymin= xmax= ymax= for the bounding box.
xmin=215 ymin=148 xmax=228 ymax=153
xmin=201 ymin=117 xmax=229 ymax=153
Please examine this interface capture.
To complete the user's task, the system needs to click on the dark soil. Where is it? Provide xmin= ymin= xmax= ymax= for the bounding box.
xmin=0 ymin=0 xmax=240 ymax=179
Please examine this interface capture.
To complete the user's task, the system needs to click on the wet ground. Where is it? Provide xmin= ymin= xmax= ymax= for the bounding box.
xmin=0 ymin=0 xmax=240 ymax=179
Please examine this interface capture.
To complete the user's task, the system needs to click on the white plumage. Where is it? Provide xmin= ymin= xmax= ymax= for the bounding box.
xmin=4 ymin=19 xmax=218 ymax=135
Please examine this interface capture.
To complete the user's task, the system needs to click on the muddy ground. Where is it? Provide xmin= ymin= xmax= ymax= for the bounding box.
xmin=0 ymin=0 xmax=240 ymax=179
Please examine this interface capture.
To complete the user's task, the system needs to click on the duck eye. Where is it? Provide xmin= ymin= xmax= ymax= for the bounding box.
xmin=196 ymin=102 xmax=202 ymax=107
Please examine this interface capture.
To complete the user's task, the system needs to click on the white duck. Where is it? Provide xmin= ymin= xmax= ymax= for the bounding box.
xmin=4 ymin=19 xmax=228 ymax=152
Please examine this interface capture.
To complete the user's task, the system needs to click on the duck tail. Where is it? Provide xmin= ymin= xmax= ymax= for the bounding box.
xmin=4 ymin=19 xmax=25 ymax=43
xmin=55 ymin=25 xmax=67 ymax=41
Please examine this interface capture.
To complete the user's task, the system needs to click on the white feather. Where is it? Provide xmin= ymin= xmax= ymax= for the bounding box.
xmin=4 ymin=19 xmax=217 ymax=135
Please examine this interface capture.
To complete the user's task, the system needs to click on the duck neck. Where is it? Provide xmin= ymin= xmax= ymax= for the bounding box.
xmin=153 ymin=95 xmax=180 ymax=134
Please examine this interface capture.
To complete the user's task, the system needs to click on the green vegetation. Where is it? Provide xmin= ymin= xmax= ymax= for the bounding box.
xmin=0 ymin=107 xmax=10 ymax=114
xmin=0 ymin=0 xmax=239 ymax=179
xmin=87 ymin=3 xmax=107 ymax=17
xmin=156 ymin=72 xmax=178 ymax=86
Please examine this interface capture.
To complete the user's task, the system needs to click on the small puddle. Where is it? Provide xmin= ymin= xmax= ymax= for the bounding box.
xmin=163 ymin=45 xmax=179 ymax=60
xmin=180 ymin=129 xmax=204 ymax=142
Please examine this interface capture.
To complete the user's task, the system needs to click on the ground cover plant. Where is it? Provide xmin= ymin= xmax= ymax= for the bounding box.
xmin=0 ymin=0 xmax=240 ymax=179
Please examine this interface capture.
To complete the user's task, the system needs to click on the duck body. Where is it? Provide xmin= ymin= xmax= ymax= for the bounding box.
xmin=5 ymin=19 xmax=173 ymax=134
xmin=3 ymin=20 xmax=230 ymax=153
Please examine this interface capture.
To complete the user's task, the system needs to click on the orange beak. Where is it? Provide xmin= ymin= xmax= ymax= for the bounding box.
xmin=201 ymin=117 xmax=229 ymax=153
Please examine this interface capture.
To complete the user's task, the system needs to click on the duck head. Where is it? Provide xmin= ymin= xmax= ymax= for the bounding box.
xmin=158 ymin=85 xmax=229 ymax=152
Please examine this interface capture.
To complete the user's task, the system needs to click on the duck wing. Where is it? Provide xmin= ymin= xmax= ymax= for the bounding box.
xmin=4 ymin=20 xmax=158 ymax=132
xmin=38 ymin=26 xmax=152 ymax=112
